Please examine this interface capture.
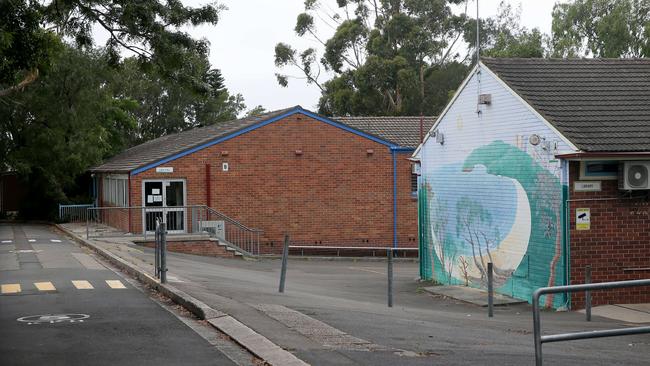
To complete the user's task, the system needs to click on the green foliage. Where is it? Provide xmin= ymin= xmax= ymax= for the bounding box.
xmin=0 ymin=0 xmax=249 ymax=219
xmin=551 ymin=0 xmax=650 ymax=57
xmin=275 ymin=0 xmax=544 ymax=117
xmin=464 ymin=1 xmax=546 ymax=59
xmin=41 ymin=0 xmax=223 ymax=69
xmin=1 ymin=46 xmax=137 ymax=217
xmin=0 ymin=1 xmax=62 ymax=96
xmin=113 ymin=55 xmax=246 ymax=143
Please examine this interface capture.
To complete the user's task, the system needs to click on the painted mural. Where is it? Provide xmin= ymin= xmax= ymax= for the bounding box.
xmin=419 ymin=140 xmax=567 ymax=308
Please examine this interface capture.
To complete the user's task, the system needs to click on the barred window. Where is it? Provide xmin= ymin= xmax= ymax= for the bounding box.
xmin=102 ymin=175 xmax=128 ymax=207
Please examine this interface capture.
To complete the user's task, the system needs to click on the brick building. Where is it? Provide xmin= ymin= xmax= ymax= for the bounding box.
xmin=415 ymin=58 xmax=650 ymax=309
xmin=91 ymin=106 xmax=434 ymax=254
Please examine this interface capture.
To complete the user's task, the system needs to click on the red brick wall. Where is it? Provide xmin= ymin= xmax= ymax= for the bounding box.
xmin=568 ymin=162 xmax=650 ymax=308
xmin=136 ymin=239 xmax=236 ymax=258
xmin=129 ymin=113 xmax=418 ymax=254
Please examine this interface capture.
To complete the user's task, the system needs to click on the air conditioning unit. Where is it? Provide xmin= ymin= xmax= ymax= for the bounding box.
xmin=412 ymin=163 xmax=421 ymax=175
xmin=619 ymin=161 xmax=650 ymax=190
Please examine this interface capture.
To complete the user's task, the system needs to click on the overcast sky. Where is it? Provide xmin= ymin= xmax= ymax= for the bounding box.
xmin=183 ymin=0 xmax=559 ymax=113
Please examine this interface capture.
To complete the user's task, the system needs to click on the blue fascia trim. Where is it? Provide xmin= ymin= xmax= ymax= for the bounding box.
xmin=131 ymin=107 xmax=400 ymax=176
xmin=390 ymin=146 xmax=415 ymax=153
xmin=392 ymin=150 xmax=398 ymax=249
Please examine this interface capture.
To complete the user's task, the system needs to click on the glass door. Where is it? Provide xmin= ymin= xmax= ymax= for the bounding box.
xmin=144 ymin=181 xmax=164 ymax=232
xmin=165 ymin=181 xmax=185 ymax=232
xmin=143 ymin=180 xmax=186 ymax=233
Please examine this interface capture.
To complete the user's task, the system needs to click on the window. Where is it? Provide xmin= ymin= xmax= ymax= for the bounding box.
xmin=102 ymin=175 xmax=128 ymax=206
xmin=411 ymin=173 xmax=418 ymax=196
xmin=579 ymin=161 xmax=619 ymax=180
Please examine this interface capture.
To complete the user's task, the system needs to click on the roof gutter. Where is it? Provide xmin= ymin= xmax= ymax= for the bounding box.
xmin=555 ymin=151 xmax=650 ymax=160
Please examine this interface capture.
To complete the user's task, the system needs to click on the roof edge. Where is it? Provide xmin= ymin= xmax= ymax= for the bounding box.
xmin=129 ymin=107 xmax=400 ymax=176
xmin=412 ymin=63 xmax=480 ymax=157
xmin=479 ymin=61 xmax=580 ymax=152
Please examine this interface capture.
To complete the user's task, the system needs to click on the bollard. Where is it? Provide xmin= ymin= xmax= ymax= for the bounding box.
xmin=487 ymin=262 xmax=494 ymax=317
xmin=154 ymin=221 xmax=160 ymax=278
xmin=388 ymin=248 xmax=394 ymax=308
xmin=585 ymin=265 xmax=591 ymax=322
xmin=160 ymin=222 xmax=167 ymax=283
xmin=279 ymin=234 xmax=289 ymax=293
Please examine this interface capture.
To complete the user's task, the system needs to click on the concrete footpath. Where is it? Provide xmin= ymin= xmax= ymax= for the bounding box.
xmin=58 ymin=224 xmax=650 ymax=366
xmin=56 ymin=224 xmax=307 ymax=366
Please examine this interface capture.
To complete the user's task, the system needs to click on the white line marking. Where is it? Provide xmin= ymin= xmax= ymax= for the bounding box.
xmin=28 ymin=239 xmax=36 ymax=242
xmin=1 ymin=240 xmax=11 ymax=243
xmin=348 ymin=267 xmax=386 ymax=275
xmin=50 ymin=239 xmax=62 ymax=243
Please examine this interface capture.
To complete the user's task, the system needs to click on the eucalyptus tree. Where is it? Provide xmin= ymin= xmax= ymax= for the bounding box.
xmin=275 ymin=0 xmax=469 ymax=116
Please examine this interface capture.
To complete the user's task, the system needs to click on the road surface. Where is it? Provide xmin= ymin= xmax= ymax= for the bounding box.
xmin=0 ymin=223 xmax=246 ymax=366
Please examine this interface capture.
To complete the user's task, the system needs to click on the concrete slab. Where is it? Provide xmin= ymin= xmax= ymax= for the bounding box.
xmin=422 ymin=285 xmax=526 ymax=307
xmin=578 ymin=304 xmax=650 ymax=324
xmin=208 ymin=316 xmax=309 ymax=366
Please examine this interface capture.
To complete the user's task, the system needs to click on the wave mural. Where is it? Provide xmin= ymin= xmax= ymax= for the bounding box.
xmin=420 ymin=140 xmax=566 ymax=308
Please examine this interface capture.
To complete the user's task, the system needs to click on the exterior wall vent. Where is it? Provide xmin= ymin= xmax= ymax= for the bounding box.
xmin=478 ymin=93 xmax=492 ymax=105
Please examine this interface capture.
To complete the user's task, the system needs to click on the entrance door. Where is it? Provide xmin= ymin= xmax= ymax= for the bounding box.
xmin=143 ymin=180 xmax=185 ymax=233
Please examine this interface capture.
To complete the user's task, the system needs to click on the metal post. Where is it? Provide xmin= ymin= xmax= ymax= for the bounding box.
xmin=154 ymin=219 xmax=159 ymax=278
xmin=86 ymin=212 xmax=90 ymax=240
xmin=279 ymin=234 xmax=289 ymax=293
xmin=488 ymin=262 xmax=494 ymax=317
xmin=388 ymin=248 xmax=394 ymax=308
xmin=143 ymin=207 xmax=147 ymax=241
xmin=160 ymin=222 xmax=167 ymax=283
xmin=585 ymin=265 xmax=592 ymax=322
xmin=533 ymin=290 xmax=543 ymax=366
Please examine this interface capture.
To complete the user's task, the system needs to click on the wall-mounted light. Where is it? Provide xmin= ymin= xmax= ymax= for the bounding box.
xmin=366 ymin=149 xmax=374 ymax=155
xmin=221 ymin=150 xmax=229 ymax=157
xmin=294 ymin=149 xmax=303 ymax=156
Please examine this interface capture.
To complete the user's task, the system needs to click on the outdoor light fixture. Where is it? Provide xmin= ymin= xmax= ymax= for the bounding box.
xmin=221 ymin=150 xmax=229 ymax=156
xmin=295 ymin=149 xmax=303 ymax=156
xmin=366 ymin=149 xmax=374 ymax=155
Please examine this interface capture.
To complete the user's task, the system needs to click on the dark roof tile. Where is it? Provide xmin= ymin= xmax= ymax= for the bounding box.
xmin=481 ymin=57 xmax=650 ymax=152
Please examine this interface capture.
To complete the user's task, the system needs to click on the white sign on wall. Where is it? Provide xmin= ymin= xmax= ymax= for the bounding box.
xmin=156 ymin=167 xmax=174 ymax=173
xmin=574 ymin=181 xmax=601 ymax=192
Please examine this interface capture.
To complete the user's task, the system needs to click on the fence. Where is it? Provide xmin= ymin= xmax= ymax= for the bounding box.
xmin=84 ymin=205 xmax=262 ymax=255
xmin=532 ymin=279 xmax=650 ymax=366
xmin=203 ymin=206 xmax=262 ymax=256
xmin=58 ymin=203 xmax=94 ymax=223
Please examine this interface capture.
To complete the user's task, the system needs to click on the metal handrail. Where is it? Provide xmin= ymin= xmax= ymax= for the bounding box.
xmin=532 ymin=279 xmax=650 ymax=366
xmin=203 ymin=206 xmax=263 ymax=233
xmin=59 ymin=203 xmax=94 ymax=222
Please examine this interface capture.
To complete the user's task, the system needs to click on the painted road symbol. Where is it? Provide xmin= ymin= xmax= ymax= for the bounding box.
xmin=17 ymin=314 xmax=89 ymax=325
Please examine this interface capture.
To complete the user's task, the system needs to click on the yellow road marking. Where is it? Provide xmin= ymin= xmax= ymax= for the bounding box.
xmin=1 ymin=284 xmax=21 ymax=294
xmin=105 ymin=280 xmax=126 ymax=289
xmin=71 ymin=280 xmax=94 ymax=290
xmin=34 ymin=282 xmax=56 ymax=291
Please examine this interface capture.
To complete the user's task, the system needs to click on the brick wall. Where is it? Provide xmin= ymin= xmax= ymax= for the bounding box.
xmin=129 ymin=113 xmax=418 ymax=254
xmin=135 ymin=239 xmax=237 ymax=258
xmin=569 ymin=162 xmax=650 ymax=308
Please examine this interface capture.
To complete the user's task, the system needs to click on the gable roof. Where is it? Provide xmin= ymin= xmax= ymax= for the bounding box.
xmin=91 ymin=107 xmax=419 ymax=175
xmin=481 ymin=57 xmax=650 ymax=152
xmin=91 ymin=107 xmax=298 ymax=174
xmin=335 ymin=116 xmax=435 ymax=148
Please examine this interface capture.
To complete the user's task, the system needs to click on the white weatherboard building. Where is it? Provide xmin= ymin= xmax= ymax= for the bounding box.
xmin=414 ymin=58 xmax=650 ymax=309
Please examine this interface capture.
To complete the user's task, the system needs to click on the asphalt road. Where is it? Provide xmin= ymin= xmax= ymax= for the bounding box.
xmin=0 ymin=223 xmax=238 ymax=366
xmin=117 ymin=246 xmax=650 ymax=366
